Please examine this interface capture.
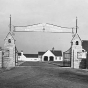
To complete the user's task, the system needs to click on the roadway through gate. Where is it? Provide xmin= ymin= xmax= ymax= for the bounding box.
xmin=1 ymin=61 xmax=88 ymax=88
xmin=19 ymin=61 xmax=59 ymax=68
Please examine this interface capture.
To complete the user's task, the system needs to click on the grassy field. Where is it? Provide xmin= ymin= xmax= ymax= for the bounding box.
xmin=0 ymin=62 xmax=88 ymax=88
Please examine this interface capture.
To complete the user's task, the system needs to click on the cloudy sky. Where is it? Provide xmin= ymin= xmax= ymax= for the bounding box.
xmin=0 ymin=0 xmax=88 ymax=53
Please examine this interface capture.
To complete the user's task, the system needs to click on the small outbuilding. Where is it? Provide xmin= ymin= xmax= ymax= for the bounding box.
xmin=18 ymin=51 xmax=39 ymax=61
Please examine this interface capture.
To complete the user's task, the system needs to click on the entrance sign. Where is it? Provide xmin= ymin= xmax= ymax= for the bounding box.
xmin=77 ymin=52 xmax=87 ymax=59
xmin=14 ymin=23 xmax=74 ymax=33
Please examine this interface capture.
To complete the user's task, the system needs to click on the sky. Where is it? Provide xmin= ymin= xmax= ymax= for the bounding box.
xmin=0 ymin=0 xmax=88 ymax=53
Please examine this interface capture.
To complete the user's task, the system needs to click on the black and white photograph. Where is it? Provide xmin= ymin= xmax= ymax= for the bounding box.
xmin=0 ymin=0 xmax=88 ymax=88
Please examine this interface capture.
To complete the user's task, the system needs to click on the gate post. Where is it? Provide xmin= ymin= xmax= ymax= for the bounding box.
xmin=3 ymin=32 xmax=16 ymax=69
xmin=0 ymin=47 xmax=3 ymax=68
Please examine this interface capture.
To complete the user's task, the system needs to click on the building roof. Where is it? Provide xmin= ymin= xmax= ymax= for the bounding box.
xmin=38 ymin=52 xmax=45 ymax=55
xmin=71 ymin=33 xmax=81 ymax=42
xmin=23 ymin=54 xmax=38 ymax=58
xmin=51 ymin=50 xmax=62 ymax=56
xmin=18 ymin=50 xmax=62 ymax=57
xmin=82 ymin=40 xmax=88 ymax=52
xmin=4 ymin=32 xmax=15 ymax=41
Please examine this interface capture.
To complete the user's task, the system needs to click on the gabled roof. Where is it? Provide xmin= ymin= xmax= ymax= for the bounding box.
xmin=71 ymin=33 xmax=81 ymax=42
xmin=23 ymin=54 xmax=38 ymax=58
xmin=82 ymin=40 xmax=88 ymax=52
xmin=38 ymin=52 xmax=45 ymax=55
xmin=4 ymin=32 xmax=15 ymax=41
xmin=51 ymin=50 xmax=62 ymax=56
xmin=38 ymin=50 xmax=62 ymax=56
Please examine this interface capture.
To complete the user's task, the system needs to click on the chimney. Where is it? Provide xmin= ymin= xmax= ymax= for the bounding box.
xmin=52 ymin=47 xmax=54 ymax=52
xmin=21 ymin=50 xmax=23 ymax=56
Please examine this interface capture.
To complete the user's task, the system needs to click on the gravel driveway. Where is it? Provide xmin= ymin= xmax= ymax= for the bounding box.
xmin=0 ymin=62 xmax=88 ymax=88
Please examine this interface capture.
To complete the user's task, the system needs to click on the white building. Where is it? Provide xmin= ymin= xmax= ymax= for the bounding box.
xmin=18 ymin=51 xmax=39 ymax=61
xmin=41 ymin=50 xmax=63 ymax=61
xmin=18 ymin=49 xmax=63 ymax=62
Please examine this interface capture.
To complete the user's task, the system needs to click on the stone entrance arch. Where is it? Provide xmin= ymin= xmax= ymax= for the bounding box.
xmin=44 ymin=56 xmax=48 ymax=61
xmin=49 ymin=56 xmax=54 ymax=61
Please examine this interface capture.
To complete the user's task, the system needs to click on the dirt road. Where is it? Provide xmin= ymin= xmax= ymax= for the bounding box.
xmin=0 ymin=62 xmax=88 ymax=88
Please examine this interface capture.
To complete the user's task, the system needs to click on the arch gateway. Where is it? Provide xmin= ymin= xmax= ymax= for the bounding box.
xmin=0 ymin=16 xmax=87 ymax=69
xmin=13 ymin=23 xmax=74 ymax=63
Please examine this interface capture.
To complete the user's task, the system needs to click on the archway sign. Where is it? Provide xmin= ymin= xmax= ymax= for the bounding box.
xmin=13 ymin=23 xmax=75 ymax=35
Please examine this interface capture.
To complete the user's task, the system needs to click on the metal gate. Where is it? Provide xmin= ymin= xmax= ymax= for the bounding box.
xmin=63 ymin=48 xmax=71 ymax=67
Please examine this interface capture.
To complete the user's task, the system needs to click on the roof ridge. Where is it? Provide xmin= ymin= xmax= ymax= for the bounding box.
xmin=4 ymin=32 xmax=15 ymax=41
xmin=71 ymin=33 xmax=81 ymax=42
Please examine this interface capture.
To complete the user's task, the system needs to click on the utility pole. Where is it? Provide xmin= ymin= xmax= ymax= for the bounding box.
xmin=10 ymin=14 xmax=11 ymax=32
xmin=76 ymin=17 xmax=77 ymax=33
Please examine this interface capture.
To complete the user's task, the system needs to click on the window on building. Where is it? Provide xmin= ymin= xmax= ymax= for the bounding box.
xmin=4 ymin=50 xmax=9 ymax=57
xmin=76 ymin=41 xmax=79 ymax=45
xmin=59 ymin=57 xmax=61 ymax=60
xmin=82 ymin=50 xmax=84 ymax=52
xmin=8 ymin=39 xmax=11 ymax=43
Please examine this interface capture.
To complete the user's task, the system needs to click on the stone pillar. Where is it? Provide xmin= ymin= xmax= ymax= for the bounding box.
xmin=4 ymin=32 xmax=16 ymax=69
xmin=0 ymin=48 xmax=2 ymax=68
xmin=73 ymin=49 xmax=79 ymax=69
xmin=71 ymin=49 xmax=74 ymax=68
xmin=71 ymin=47 xmax=83 ymax=69
xmin=3 ymin=47 xmax=15 ymax=69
